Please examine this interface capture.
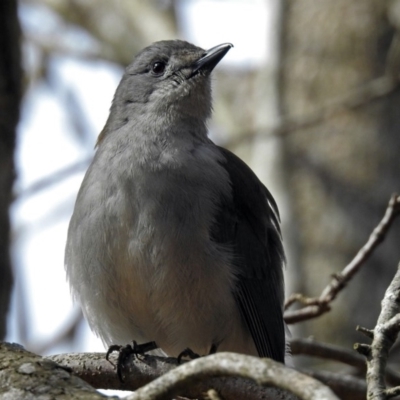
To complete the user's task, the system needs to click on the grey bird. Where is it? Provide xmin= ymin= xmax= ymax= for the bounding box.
xmin=65 ymin=40 xmax=286 ymax=363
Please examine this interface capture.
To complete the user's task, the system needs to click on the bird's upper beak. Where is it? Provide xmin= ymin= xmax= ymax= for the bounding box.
xmin=191 ymin=43 xmax=233 ymax=75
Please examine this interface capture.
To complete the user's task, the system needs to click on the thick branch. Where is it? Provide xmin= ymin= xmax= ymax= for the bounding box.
xmin=0 ymin=342 xmax=103 ymax=399
xmin=50 ymin=351 xmax=342 ymax=400
xmin=50 ymin=351 xmax=300 ymax=400
xmin=125 ymin=353 xmax=339 ymax=400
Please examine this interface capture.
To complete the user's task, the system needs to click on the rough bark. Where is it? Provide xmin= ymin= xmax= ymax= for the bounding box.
xmin=0 ymin=342 xmax=104 ymax=399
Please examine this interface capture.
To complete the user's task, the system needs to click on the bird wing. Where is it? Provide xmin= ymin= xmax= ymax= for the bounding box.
xmin=211 ymin=146 xmax=286 ymax=362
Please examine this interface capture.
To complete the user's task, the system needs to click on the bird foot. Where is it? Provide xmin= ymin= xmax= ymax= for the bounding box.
xmin=177 ymin=344 xmax=217 ymax=364
xmin=177 ymin=348 xmax=200 ymax=363
xmin=106 ymin=340 xmax=157 ymax=382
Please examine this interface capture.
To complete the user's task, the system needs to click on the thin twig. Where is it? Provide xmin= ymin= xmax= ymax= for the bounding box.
xmin=386 ymin=385 xmax=400 ymax=399
xmin=354 ymin=263 xmax=400 ymax=400
xmin=291 ymin=338 xmax=400 ymax=387
xmin=284 ymin=194 xmax=400 ymax=324
xmin=15 ymin=157 xmax=91 ymax=201
xmin=356 ymin=326 xmax=374 ymax=339
xmin=301 ymin=369 xmax=366 ymax=400
xmin=291 ymin=338 xmax=365 ymax=370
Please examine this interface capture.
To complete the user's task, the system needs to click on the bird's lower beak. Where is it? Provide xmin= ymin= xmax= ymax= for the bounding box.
xmin=191 ymin=43 xmax=233 ymax=75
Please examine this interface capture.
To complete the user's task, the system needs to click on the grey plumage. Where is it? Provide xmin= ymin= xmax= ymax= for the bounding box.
xmin=65 ymin=40 xmax=286 ymax=362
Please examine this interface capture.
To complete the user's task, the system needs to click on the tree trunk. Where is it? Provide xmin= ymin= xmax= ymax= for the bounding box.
xmin=0 ymin=0 xmax=21 ymax=339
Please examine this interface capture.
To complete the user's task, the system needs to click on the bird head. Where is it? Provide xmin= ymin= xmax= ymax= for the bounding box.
xmin=99 ymin=40 xmax=232 ymax=143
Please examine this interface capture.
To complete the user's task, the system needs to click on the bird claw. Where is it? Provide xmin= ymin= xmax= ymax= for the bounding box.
xmin=177 ymin=343 xmax=218 ymax=364
xmin=106 ymin=340 xmax=157 ymax=382
xmin=177 ymin=347 xmax=200 ymax=364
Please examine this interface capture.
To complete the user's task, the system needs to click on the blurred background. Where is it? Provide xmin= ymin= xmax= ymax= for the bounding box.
xmin=2 ymin=0 xmax=400 ymax=378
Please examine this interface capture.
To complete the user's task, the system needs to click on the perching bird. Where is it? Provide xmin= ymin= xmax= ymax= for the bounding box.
xmin=65 ymin=40 xmax=286 ymax=363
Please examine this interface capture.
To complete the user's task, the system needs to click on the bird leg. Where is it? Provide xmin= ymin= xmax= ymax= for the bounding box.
xmin=177 ymin=343 xmax=218 ymax=363
xmin=106 ymin=340 xmax=158 ymax=382
xmin=177 ymin=348 xmax=200 ymax=363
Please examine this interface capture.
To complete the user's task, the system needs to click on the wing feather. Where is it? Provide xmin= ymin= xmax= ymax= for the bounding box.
xmin=211 ymin=146 xmax=285 ymax=361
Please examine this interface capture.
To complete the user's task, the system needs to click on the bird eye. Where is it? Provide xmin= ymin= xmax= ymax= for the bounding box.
xmin=151 ymin=61 xmax=166 ymax=75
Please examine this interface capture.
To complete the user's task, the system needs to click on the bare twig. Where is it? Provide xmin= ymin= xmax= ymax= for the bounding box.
xmin=16 ymin=157 xmax=91 ymax=201
xmin=284 ymin=194 xmax=400 ymax=324
xmin=301 ymin=369 xmax=366 ymax=400
xmin=354 ymin=263 xmax=400 ymax=400
xmin=291 ymin=338 xmax=400 ymax=387
xmin=356 ymin=326 xmax=374 ymax=339
xmin=386 ymin=385 xmax=400 ymax=399
xmin=125 ymin=352 xmax=339 ymax=400
xmin=291 ymin=338 xmax=365 ymax=370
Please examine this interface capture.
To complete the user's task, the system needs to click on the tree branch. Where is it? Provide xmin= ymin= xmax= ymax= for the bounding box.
xmin=49 ymin=351 xmax=340 ymax=400
xmin=124 ymin=353 xmax=339 ymax=400
xmin=291 ymin=338 xmax=400 ymax=386
xmin=16 ymin=157 xmax=91 ymax=201
xmin=0 ymin=342 xmax=103 ymax=399
xmin=291 ymin=338 xmax=365 ymax=370
xmin=301 ymin=369 xmax=366 ymax=400
xmin=355 ymin=262 xmax=400 ymax=400
xmin=284 ymin=194 xmax=400 ymax=323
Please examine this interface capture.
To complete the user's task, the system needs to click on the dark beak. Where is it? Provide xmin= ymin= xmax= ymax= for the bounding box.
xmin=191 ymin=43 xmax=233 ymax=75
